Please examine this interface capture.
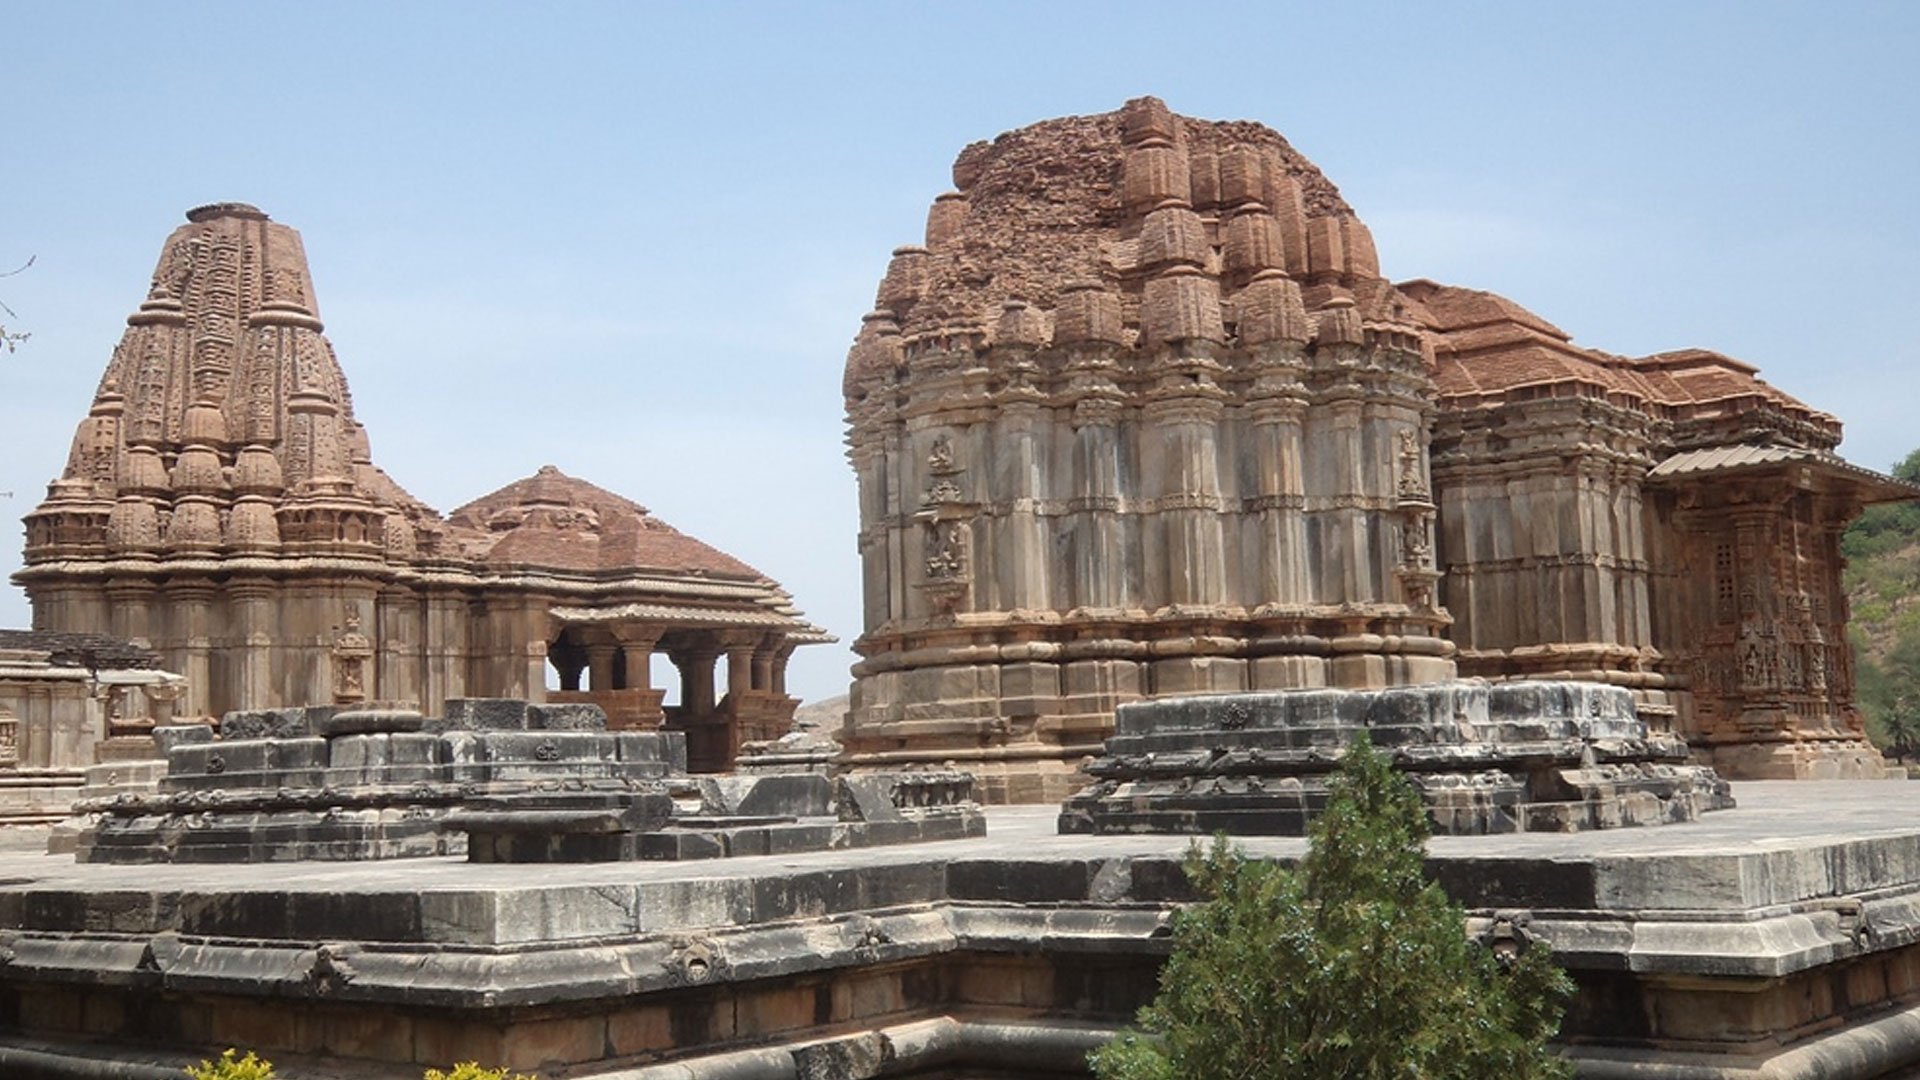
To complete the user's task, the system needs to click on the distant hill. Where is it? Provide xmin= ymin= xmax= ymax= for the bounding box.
xmin=792 ymin=693 xmax=849 ymax=732
xmin=1844 ymin=448 xmax=1920 ymax=758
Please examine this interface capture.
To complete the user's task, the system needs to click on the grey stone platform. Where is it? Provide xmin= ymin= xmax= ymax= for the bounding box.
xmin=2 ymin=783 xmax=1920 ymax=1079
xmin=1062 ymin=680 xmax=1735 ymax=835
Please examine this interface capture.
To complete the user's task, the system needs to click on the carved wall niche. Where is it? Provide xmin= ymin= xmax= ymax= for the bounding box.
xmin=914 ymin=433 xmax=973 ymax=616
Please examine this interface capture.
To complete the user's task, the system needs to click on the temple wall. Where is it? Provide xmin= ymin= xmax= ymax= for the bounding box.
xmin=1652 ymin=479 xmax=1880 ymax=778
xmin=848 ymin=331 xmax=1450 ymax=801
xmin=1433 ymin=395 xmax=1657 ymax=682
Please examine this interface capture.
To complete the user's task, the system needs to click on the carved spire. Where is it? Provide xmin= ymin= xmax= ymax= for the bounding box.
xmin=24 ymin=204 xmax=427 ymax=563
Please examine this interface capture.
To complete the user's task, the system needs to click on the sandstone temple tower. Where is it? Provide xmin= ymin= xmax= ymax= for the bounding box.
xmin=18 ymin=203 xmax=829 ymax=770
xmin=842 ymin=98 xmax=1915 ymax=797
xmin=842 ymin=98 xmax=1456 ymax=800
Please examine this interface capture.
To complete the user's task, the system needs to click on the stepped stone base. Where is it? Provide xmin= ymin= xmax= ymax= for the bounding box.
xmin=1702 ymin=737 xmax=1888 ymax=780
xmin=7 ymin=788 xmax=1920 ymax=1079
xmin=1060 ymin=679 xmax=1733 ymax=835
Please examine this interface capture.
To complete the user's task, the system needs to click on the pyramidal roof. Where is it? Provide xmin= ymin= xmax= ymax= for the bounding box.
xmin=445 ymin=465 xmax=765 ymax=578
xmin=24 ymin=202 xmax=443 ymax=559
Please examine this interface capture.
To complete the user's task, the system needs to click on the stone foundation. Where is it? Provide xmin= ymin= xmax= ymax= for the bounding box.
xmin=1060 ymin=680 xmax=1732 ymax=835
xmin=7 ymin=787 xmax=1920 ymax=1078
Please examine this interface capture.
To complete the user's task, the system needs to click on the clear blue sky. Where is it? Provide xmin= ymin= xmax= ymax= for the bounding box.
xmin=4 ymin=2 xmax=1917 ymax=705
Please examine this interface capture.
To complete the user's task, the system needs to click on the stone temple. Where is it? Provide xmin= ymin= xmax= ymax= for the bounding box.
xmin=842 ymin=97 xmax=1915 ymax=800
xmin=15 ymin=203 xmax=830 ymax=774
xmin=6 ymin=101 xmax=1920 ymax=1080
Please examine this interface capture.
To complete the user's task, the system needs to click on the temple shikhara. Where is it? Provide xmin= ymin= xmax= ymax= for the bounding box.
xmin=15 ymin=202 xmax=829 ymax=774
xmin=842 ymin=96 xmax=1915 ymax=798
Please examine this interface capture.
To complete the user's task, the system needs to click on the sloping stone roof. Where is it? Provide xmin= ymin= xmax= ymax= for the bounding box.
xmin=0 ymin=630 xmax=160 ymax=670
xmin=445 ymin=466 xmax=764 ymax=579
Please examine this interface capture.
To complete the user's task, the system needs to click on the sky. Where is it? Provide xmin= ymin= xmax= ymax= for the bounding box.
xmin=3 ymin=2 xmax=1917 ymax=706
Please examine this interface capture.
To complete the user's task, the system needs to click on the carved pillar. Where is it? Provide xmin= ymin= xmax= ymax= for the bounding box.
xmin=1247 ymin=384 xmax=1309 ymax=606
xmin=1070 ymin=396 xmax=1126 ymax=610
xmin=1143 ymin=394 xmax=1226 ymax=609
xmin=998 ymin=400 xmax=1050 ymax=612
xmin=166 ymin=581 xmax=215 ymax=718
xmin=229 ymin=577 xmax=275 ymax=712
xmin=913 ymin=431 xmax=974 ymax=617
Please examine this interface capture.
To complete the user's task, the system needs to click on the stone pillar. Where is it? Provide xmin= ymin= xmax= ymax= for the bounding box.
xmin=772 ymin=642 xmax=795 ymax=697
xmin=376 ymin=586 xmax=421 ymax=710
xmin=681 ymin=641 xmax=719 ymax=715
xmin=617 ymin=633 xmax=658 ymax=692
xmin=1070 ymin=398 xmax=1126 ymax=610
xmin=585 ymin=640 xmax=618 ymax=693
xmin=166 ymin=581 xmax=215 ymax=718
xmin=724 ymin=639 xmax=755 ymax=702
xmin=229 ymin=577 xmax=275 ymax=713
xmin=1143 ymin=396 xmax=1227 ymax=609
xmin=1248 ymin=390 xmax=1309 ymax=606
xmin=554 ymin=654 xmax=585 ymax=692
xmin=750 ymin=636 xmax=779 ymax=692
xmin=998 ymin=400 xmax=1050 ymax=612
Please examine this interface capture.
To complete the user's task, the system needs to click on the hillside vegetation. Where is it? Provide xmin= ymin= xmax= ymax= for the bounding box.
xmin=1844 ymin=448 xmax=1920 ymax=760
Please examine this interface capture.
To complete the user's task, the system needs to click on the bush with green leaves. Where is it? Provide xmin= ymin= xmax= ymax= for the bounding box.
xmin=423 ymin=1063 xmax=537 ymax=1080
xmin=185 ymin=1049 xmax=276 ymax=1080
xmin=1091 ymin=736 xmax=1573 ymax=1080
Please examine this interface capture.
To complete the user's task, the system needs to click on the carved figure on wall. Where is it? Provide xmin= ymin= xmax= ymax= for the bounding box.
xmin=925 ymin=522 xmax=967 ymax=581
xmin=1397 ymin=429 xmax=1427 ymax=498
xmin=331 ymin=609 xmax=373 ymax=704
xmin=1401 ymin=518 xmax=1432 ymax=567
xmin=928 ymin=435 xmax=957 ymax=474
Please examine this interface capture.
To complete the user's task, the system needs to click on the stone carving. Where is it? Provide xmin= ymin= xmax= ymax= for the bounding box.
xmin=924 ymin=521 xmax=967 ymax=581
xmin=1397 ymin=429 xmax=1427 ymax=499
xmin=927 ymin=434 xmax=956 ymax=474
xmin=0 ymin=708 xmax=17 ymax=770
xmin=331 ymin=610 xmax=372 ymax=705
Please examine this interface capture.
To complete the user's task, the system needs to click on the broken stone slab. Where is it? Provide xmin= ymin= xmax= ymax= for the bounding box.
xmin=218 ymin=706 xmax=333 ymax=740
xmin=438 ymin=698 xmax=531 ymax=731
xmin=150 ymin=724 xmax=214 ymax=753
xmin=528 ymin=703 xmax=608 ymax=731
xmin=698 ymin=774 xmax=835 ymax=818
xmin=315 ymin=708 xmax=426 ymax=737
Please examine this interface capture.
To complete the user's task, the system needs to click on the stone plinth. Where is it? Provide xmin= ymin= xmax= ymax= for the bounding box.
xmin=450 ymin=770 xmax=985 ymax=863
xmin=74 ymin=701 xmax=686 ymax=863
xmin=8 ymin=787 xmax=1920 ymax=1078
xmin=1059 ymin=680 xmax=1732 ymax=835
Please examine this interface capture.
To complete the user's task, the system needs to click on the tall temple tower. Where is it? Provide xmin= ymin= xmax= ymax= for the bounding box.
xmin=841 ymin=99 xmax=1454 ymax=801
xmin=843 ymin=99 xmax=1917 ymax=798
xmin=18 ymin=204 xmax=830 ymax=763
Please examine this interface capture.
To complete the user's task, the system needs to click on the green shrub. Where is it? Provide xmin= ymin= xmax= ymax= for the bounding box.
xmin=423 ymin=1063 xmax=538 ymax=1080
xmin=1091 ymin=736 xmax=1573 ymax=1080
xmin=185 ymin=1050 xmax=276 ymax=1080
